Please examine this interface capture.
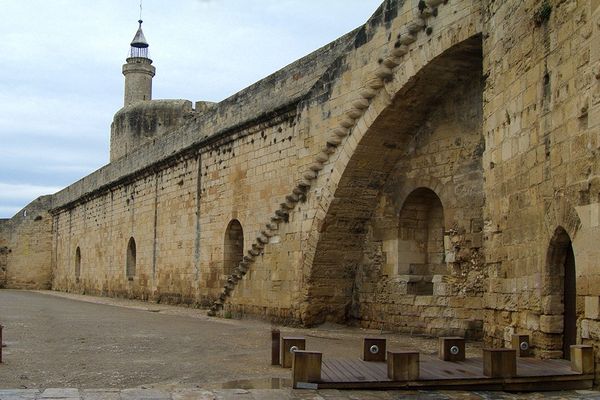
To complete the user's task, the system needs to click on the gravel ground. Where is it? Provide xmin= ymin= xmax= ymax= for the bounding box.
xmin=0 ymin=290 xmax=472 ymax=389
xmin=0 ymin=289 xmax=598 ymax=400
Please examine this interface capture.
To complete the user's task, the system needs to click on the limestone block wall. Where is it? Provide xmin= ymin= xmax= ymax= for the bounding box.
xmin=252 ymin=0 xmax=483 ymax=330
xmin=224 ymin=0 xmax=436 ymax=321
xmin=353 ymin=75 xmax=485 ymax=338
xmin=52 ymin=103 xmax=304 ymax=314
xmin=203 ymin=113 xmax=306 ymax=320
xmin=53 ymin=157 xmax=200 ymax=302
xmin=1 ymin=197 xmax=53 ymax=289
xmin=51 ymin=0 xmax=416 ymax=323
xmin=482 ymin=0 xmax=600 ymax=375
xmin=49 ymin=5 xmax=357 ymax=314
xmin=48 ymin=0 xmax=487 ymax=338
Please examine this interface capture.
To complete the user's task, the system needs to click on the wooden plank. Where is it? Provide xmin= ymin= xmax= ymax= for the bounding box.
xmin=518 ymin=358 xmax=578 ymax=377
xmin=571 ymin=345 xmax=595 ymax=374
xmin=483 ymin=349 xmax=516 ymax=378
xmin=314 ymin=357 xmax=592 ymax=392
xmin=321 ymin=360 xmax=346 ymax=382
xmin=421 ymin=357 xmax=482 ymax=380
xmin=387 ymin=351 xmax=419 ymax=381
xmin=327 ymin=359 xmax=356 ymax=382
xmin=292 ymin=351 xmax=322 ymax=389
xmin=344 ymin=359 xmax=384 ymax=382
xmin=320 ymin=366 xmax=334 ymax=382
xmin=338 ymin=359 xmax=375 ymax=382
xmin=338 ymin=359 xmax=370 ymax=382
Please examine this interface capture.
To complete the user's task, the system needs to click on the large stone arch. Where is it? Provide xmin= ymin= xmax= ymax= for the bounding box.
xmin=300 ymin=14 xmax=484 ymax=325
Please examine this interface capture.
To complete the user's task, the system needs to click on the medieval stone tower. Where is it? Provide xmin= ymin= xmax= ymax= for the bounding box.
xmin=109 ymin=20 xmax=196 ymax=162
xmin=122 ymin=20 xmax=155 ymax=107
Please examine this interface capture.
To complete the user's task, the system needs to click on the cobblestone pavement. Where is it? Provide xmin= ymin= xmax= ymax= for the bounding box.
xmin=0 ymin=388 xmax=599 ymax=400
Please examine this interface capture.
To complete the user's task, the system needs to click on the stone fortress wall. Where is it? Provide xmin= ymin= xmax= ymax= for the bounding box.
xmin=0 ymin=196 xmax=52 ymax=289
xmin=4 ymin=0 xmax=600 ymax=382
xmin=482 ymin=0 xmax=600 ymax=362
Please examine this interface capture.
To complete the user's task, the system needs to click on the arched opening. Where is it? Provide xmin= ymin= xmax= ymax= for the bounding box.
xmin=398 ymin=188 xmax=445 ymax=295
xmin=126 ymin=237 xmax=136 ymax=281
xmin=546 ymin=227 xmax=577 ymax=359
xmin=302 ymin=34 xmax=483 ymax=326
xmin=75 ymin=247 xmax=81 ymax=282
xmin=224 ymin=220 xmax=244 ymax=277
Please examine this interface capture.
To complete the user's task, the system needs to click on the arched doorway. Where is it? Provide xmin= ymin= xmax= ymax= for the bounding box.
xmin=75 ymin=247 xmax=81 ymax=282
xmin=224 ymin=220 xmax=244 ymax=277
xmin=398 ymin=188 xmax=445 ymax=295
xmin=546 ymin=227 xmax=576 ymax=359
xmin=126 ymin=237 xmax=136 ymax=280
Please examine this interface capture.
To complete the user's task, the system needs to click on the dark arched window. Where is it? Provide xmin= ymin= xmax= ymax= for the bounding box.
xmin=126 ymin=237 xmax=137 ymax=280
xmin=224 ymin=220 xmax=244 ymax=276
xmin=75 ymin=247 xmax=81 ymax=282
xmin=546 ymin=227 xmax=576 ymax=359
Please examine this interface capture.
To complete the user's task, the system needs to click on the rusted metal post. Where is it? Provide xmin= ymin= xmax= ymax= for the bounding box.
xmin=271 ymin=328 xmax=280 ymax=365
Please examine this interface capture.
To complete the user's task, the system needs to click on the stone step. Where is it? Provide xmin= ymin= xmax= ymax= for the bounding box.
xmin=399 ymin=33 xmax=416 ymax=45
xmin=203 ymin=0 xmax=449 ymax=320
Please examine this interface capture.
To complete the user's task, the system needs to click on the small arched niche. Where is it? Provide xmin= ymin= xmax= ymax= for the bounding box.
xmin=397 ymin=188 xmax=446 ymax=295
xmin=223 ymin=220 xmax=244 ymax=277
xmin=126 ymin=237 xmax=137 ymax=281
xmin=75 ymin=247 xmax=81 ymax=282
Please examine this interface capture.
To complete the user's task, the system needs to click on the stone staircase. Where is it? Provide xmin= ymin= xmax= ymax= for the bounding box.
xmin=208 ymin=0 xmax=450 ymax=317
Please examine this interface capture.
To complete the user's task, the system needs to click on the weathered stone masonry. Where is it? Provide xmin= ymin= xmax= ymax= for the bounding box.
xmin=6 ymin=0 xmax=600 ymax=382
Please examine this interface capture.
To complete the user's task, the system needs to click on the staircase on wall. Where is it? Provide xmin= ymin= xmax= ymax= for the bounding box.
xmin=208 ymin=0 xmax=451 ymax=317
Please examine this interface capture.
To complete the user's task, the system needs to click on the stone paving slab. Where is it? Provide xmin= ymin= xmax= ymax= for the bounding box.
xmin=1 ymin=389 xmax=600 ymax=400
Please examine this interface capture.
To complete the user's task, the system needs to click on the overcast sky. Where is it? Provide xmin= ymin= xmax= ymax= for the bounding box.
xmin=0 ymin=0 xmax=383 ymax=219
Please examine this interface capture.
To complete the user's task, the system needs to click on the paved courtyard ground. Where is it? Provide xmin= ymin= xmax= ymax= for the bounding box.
xmin=0 ymin=290 xmax=598 ymax=399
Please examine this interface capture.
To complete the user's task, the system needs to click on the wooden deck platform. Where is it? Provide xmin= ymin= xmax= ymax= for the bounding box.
xmin=314 ymin=355 xmax=594 ymax=391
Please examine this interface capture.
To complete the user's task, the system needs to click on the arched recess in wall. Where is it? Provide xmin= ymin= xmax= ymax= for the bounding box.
xmin=75 ymin=247 xmax=81 ymax=282
xmin=545 ymin=226 xmax=577 ymax=360
xmin=301 ymin=33 xmax=483 ymax=325
xmin=126 ymin=237 xmax=137 ymax=281
xmin=398 ymin=188 xmax=446 ymax=295
xmin=224 ymin=220 xmax=244 ymax=277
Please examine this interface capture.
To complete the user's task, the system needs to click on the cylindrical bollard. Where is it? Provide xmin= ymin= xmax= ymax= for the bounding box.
xmin=271 ymin=329 xmax=280 ymax=365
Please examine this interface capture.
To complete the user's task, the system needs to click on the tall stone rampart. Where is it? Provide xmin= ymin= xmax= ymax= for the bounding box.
xmin=0 ymin=196 xmax=53 ymax=289
xmin=482 ymin=0 xmax=600 ymax=379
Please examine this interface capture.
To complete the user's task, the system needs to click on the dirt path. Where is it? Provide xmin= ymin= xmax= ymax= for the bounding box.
xmin=0 ymin=290 xmax=479 ymax=389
